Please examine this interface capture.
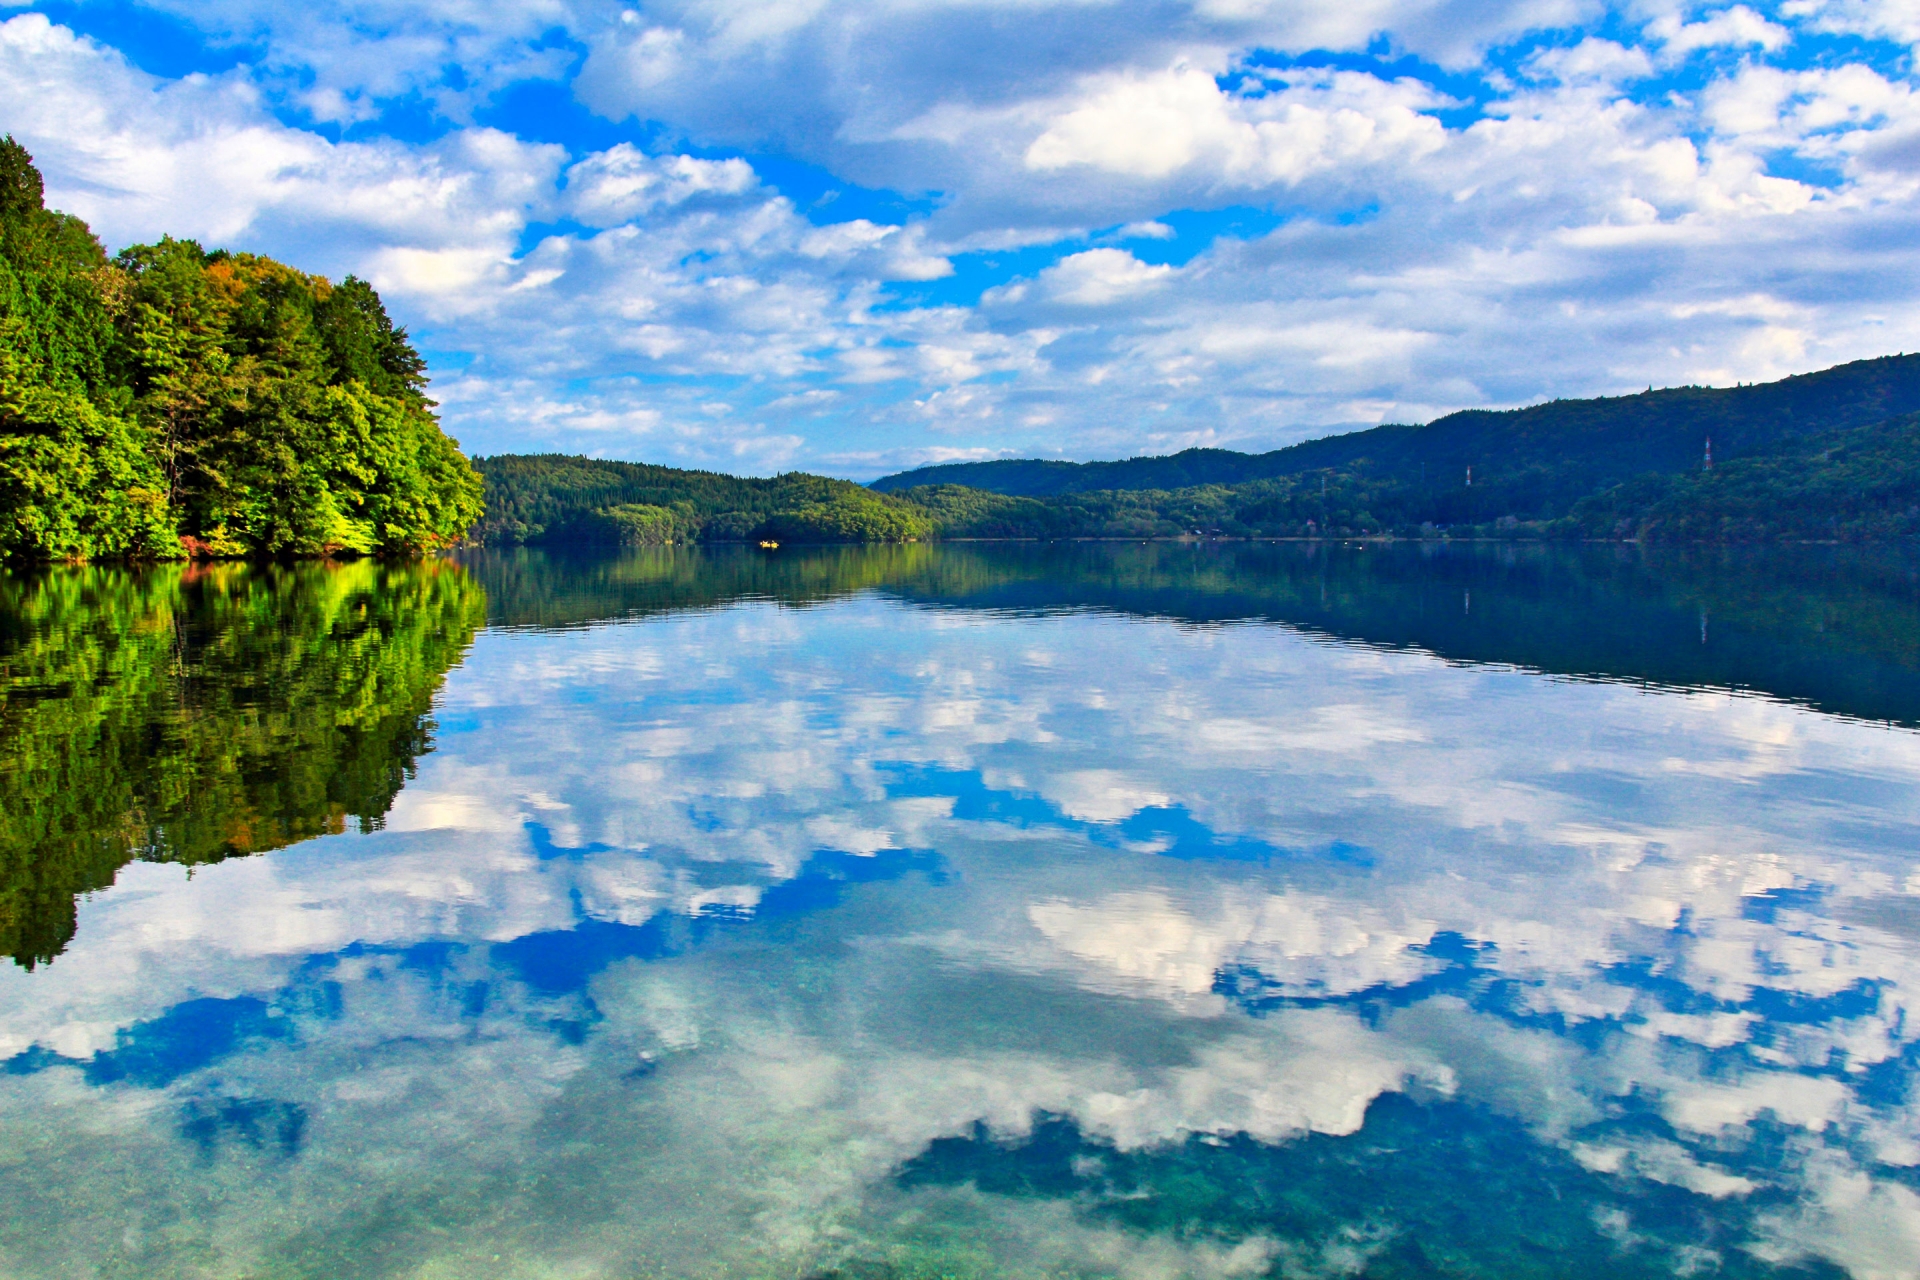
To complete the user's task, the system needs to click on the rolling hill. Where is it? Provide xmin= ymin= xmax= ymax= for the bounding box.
xmin=868 ymin=354 xmax=1920 ymax=509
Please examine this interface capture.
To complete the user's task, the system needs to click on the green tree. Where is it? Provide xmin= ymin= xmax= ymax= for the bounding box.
xmin=0 ymin=138 xmax=482 ymax=562
xmin=0 ymin=137 xmax=173 ymax=560
xmin=113 ymin=243 xmax=483 ymax=556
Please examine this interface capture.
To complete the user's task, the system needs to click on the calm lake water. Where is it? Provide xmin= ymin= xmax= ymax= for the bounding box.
xmin=6 ymin=542 xmax=1920 ymax=1278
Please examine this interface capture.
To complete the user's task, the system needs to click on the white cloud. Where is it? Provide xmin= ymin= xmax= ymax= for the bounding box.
xmin=1029 ymin=248 xmax=1174 ymax=305
xmin=0 ymin=15 xmax=560 ymax=263
xmin=1036 ymin=770 xmax=1170 ymax=822
xmin=1528 ymin=37 xmax=1655 ymax=85
xmin=130 ymin=0 xmax=580 ymax=123
xmin=566 ymin=144 xmax=759 ymax=226
xmin=1018 ymin=64 xmax=1446 ymax=187
xmin=1781 ymin=0 xmax=1920 ymax=45
xmin=1650 ymin=5 xmax=1792 ymax=60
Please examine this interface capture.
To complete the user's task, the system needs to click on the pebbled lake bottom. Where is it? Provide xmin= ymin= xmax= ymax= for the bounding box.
xmin=4 ymin=541 xmax=1920 ymax=1279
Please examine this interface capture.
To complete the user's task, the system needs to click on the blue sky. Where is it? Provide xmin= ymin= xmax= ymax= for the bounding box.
xmin=7 ymin=0 xmax=1920 ymax=476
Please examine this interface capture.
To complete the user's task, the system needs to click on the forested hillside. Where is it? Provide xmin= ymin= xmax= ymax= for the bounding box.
xmin=871 ymin=354 xmax=1920 ymax=505
xmin=475 ymin=403 xmax=1920 ymax=547
xmin=887 ymin=411 xmax=1920 ymax=542
xmin=0 ymin=137 xmax=482 ymax=561
xmin=862 ymin=356 xmax=1920 ymax=543
xmin=473 ymin=454 xmax=932 ymax=545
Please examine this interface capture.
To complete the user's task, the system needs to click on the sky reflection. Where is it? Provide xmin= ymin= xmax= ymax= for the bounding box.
xmin=3 ymin=547 xmax=1920 ymax=1277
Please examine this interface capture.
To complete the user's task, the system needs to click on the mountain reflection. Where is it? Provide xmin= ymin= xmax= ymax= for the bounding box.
xmin=0 ymin=559 xmax=485 ymax=966
xmin=469 ymin=542 xmax=1920 ymax=727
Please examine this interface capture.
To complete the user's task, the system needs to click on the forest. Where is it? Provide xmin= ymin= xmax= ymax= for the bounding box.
xmin=0 ymin=137 xmax=482 ymax=562
xmin=866 ymin=353 xmax=1920 ymax=543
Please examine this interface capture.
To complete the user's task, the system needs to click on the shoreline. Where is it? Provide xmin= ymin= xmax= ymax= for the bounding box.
xmin=5 ymin=535 xmax=1899 ymax=568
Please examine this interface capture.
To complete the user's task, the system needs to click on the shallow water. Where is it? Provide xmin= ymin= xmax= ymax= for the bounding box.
xmin=5 ymin=542 xmax=1920 ymax=1278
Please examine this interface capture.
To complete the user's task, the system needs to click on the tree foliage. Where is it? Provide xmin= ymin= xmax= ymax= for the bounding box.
xmin=1570 ymin=413 xmax=1920 ymax=542
xmin=0 ymin=137 xmax=481 ymax=561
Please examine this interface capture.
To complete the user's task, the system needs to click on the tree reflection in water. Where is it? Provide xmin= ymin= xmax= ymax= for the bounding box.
xmin=0 ymin=558 xmax=485 ymax=966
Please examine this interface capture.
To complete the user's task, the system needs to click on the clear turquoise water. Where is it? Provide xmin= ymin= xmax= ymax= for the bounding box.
xmin=5 ymin=542 xmax=1920 ymax=1278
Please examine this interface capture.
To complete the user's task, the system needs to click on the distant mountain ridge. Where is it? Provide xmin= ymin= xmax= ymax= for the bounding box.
xmin=868 ymin=355 xmax=1920 ymax=497
xmin=471 ymin=353 xmax=1920 ymax=547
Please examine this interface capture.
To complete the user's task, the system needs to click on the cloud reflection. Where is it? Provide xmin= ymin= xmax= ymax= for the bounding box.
xmin=4 ymin=568 xmax=1920 ymax=1274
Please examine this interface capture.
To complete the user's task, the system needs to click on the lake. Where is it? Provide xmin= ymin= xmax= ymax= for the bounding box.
xmin=4 ymin=541 xmax=1920 ymax=1278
